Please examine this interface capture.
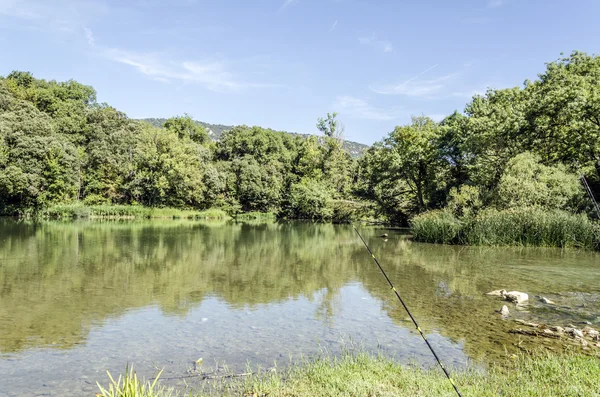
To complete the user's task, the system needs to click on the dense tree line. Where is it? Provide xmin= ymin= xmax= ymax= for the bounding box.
xmin=1 ymin=51 xmax=599 ymax=223
xmin=0 ymin=74 xmax=357 ymax=219
xmin=358 ymin=51 xmax=600 ymax=224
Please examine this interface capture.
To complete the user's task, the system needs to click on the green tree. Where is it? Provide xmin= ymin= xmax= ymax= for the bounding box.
xmin=496 ymin=152 xmax=585 ymax=211
xmin=0 ymin=91 xmax=79 ymax=213
xmin=526 ymin=52 xmax=600 ymax=182
xmin=316 ymin=112 xmax=339 ymax=138
xmin=360 ymin=116 xmax=447 ymax=223
xmin=163 ymin=115 xmax=210 ymax=144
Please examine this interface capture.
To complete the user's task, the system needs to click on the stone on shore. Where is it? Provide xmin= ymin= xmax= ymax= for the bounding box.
xmin=583 ymin=326 xmax=599 ymax=338
xmin=504 ymin=291 xmax=529 ymax=304
xmin=499 ymin=305 xmax=510 ymax=316
xmin=549 ymin=326 xmax=565 ymax=334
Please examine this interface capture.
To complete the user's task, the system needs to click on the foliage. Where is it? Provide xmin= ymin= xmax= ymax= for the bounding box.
xmin=99 ymin=351 xmax=600 ymax=397
xmin=141 ymin=117 xmax=370 ymax=158
xmin=359 ymin=116 xmax=448 ymax=223
xmin=96 ymin=367 xmax=173 ymax=397
xmin=39 ymin=204 xmax=229 ymax=220
xmin=3 ymin=51 xmax=600 ymax=234
xmin=446 ymin=185 xmax=483 ymax=218
xmin=410 ymin=209 xmax=463 ymax=244
xmin=283 ymin=179 xmax=334 ymax=220
xmin=237 ymin=351 xmax=600 ymax=397
xmin=413 ymin=207 xmax=600 ymax=249
xmin=163 ymin=114 xmax=209 ymax=144
xmin=496 ymin=152 xmax=584 ymax=211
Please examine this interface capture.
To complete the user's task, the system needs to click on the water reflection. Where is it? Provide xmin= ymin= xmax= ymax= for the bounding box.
xmin=1 ymin=219 xmax=599 ymax=395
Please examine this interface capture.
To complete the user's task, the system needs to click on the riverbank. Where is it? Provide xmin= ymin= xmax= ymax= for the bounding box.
xmin=96 ymin=351 xmax=600 ymax=397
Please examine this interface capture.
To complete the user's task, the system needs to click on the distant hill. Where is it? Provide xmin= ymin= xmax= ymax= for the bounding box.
xmin=140 ymin=118 xmax=370 ymax=158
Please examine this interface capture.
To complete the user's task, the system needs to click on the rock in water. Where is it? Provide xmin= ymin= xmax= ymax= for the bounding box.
xmin=540 ymin=297 xmax=556 ymax=305
xmin=380 ymin=233 xmax=389 ymax=238
xmin=486 ymin=289 xmax=507 ymax=297
xmin=504 ymin=291 xmax=529 ymax=304
xmin=499 ymin=305 xmax=510 ymax=316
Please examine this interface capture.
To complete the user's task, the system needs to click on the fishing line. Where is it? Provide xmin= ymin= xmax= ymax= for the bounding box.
xmin=352 ymin=224 xmax=464 ymax=397
xmin=580 ymin=173 xmax=600 ymax=219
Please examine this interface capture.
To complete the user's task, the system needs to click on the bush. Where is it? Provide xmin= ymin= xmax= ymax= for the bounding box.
xmin=496 ymin=152 xmax=584 ymax=211
xmin=284 ymin=180 xmax=334 ymax=220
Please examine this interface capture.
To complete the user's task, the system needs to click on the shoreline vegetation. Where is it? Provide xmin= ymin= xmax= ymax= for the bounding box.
xmin=96 ymin=351 xmax=600 ymax=397
xmin=8 ymin=202 xmax=598 ymax=250
xmin=412 ymin=207 xmax=600 ymax=250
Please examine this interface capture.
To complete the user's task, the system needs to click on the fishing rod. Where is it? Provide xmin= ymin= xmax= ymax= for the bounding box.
xmin=580 ymin=173 xmax=600 ymax=219
xmin=352 ymin=224 xmax=463 ymax=397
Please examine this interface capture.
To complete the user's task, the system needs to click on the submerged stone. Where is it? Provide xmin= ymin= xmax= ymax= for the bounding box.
xmin=540 ymin=297 xmax=556 ymax=305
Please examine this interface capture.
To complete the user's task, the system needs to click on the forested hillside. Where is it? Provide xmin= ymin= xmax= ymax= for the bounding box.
xmin=1 ymin=51 xmax=599 ymax=230
xmin=140 ymin=118 xmax=370 ymax=158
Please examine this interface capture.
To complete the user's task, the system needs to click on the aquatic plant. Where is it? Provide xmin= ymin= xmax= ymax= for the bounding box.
xmin=96 ymin=366 xmax=174 ymax=397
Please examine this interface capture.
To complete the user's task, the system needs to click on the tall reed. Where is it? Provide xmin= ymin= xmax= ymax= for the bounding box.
xmin=412 ymin=207 xmax=600 ymax=249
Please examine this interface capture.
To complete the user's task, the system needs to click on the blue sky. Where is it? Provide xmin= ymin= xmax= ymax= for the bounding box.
xmin=1 ymin=0 xmax=599 ymax=144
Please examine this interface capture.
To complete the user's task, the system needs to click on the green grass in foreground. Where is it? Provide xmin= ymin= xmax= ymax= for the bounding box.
xmin=39 ymin=204 xmax=230 ymax=220
xmin=97 ymin=351 xmax=600 ymax=397
xmin=412 ymin=207 xmax=600 ymax=250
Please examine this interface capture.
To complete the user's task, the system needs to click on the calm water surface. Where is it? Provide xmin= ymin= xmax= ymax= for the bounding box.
xmin=1 ymin=220 xmax=599 ymax=396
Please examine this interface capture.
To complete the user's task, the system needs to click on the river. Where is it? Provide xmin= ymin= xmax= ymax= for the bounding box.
xmin=0 ymin=219 xmax=599 ymax=396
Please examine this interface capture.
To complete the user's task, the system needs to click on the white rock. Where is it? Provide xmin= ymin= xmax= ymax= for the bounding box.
xmin=567 ymin=328 xmax=584 ymax=338
xmin=504 ymin=291 xmax=529 ymax=304
xmin=485 ymin=289 xmax=507 ymax=297
xmin=499 ymin=305 xmax=510 ymax=316
xmin=541 ymin=297 xmax=556 ymax=305
xmin=583 ymin=326 xmax=599 ymax=338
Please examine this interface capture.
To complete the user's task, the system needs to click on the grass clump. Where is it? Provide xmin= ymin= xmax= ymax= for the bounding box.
xmin=98 ymin=352 xmax=600 ymax=396
xmin=240 ymin=351 xmax=600 ymax=397
xmin=410 ymin=209 xmax=463 ymax=244
xmin=96 ymin=367 xmax=175 ymax=397
xmin=412 ymin=207 xmax=600 ymax=249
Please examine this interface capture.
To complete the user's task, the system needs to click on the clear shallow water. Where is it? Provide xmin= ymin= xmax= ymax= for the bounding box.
xmin=0 ymin=220 xmax=599 ymax=396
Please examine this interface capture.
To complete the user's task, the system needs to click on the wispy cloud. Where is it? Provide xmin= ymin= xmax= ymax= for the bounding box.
xmin=334 ymin=96 xmax=402 ymax=121
xmin=358 ymin=33 xmax=393 ymax=53
xmin=369 ymin=65 xmax=461 ymax=98
xmin=329 ymin=20 xmax=338 ymax=32
xmin=0 ymin=0 xmax=109 ymax=30
xmin=277 ymin=0 xmax=298 ymax=13
xmin=104 ymin=48 xmax=276 ymax=92
xmin=487 ymin=0 xmax=504 ymax=8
